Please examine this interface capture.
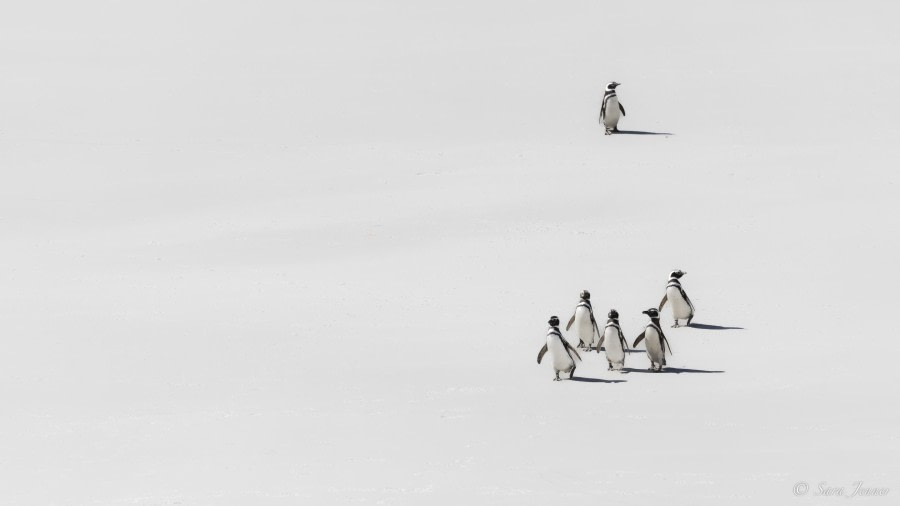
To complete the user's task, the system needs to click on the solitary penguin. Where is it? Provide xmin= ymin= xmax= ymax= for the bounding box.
xmin=658 ymin=270 xmax=695 ymax=327
xmin=566 ymin=290 xmax=599 ymax=350
xmin=538 ymin=316 xmax=582 ymax=381
xmin=598 ymin=309 xmax=628 ymax=371
xmin=632 ymin=308 xmax=672 ymax=372
xmin=599 ymin=82 xmax=626 ymax=135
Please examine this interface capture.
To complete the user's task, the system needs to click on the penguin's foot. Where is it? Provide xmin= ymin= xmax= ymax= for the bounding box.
xmin=613 ymin=126 xmax=619 ymax=132
xmin=671 ymin=322 xmax=681 ymax=328
xmin=604 ymin=129 xmax=612 ymax=136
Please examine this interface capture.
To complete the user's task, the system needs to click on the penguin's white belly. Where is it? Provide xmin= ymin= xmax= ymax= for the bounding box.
xmin=574 ymin=308 xmax=594 ymax=345
xmin=603 ymin=328 xmax=625 ymax=366
xmin=548 ymin=337 xmax=575 ymax=372
xmin=667 ymin=286 xmax=693 ymax=319
xmin=603 ymin=97 xmax=621 ymax=127
xmin=644 ymin=327 xmax=664 ymax=364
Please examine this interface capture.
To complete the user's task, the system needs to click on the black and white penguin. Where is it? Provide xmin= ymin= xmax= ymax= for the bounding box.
xmin=632 ymin=308 xmax=672 ymax=372
xmin=658 ymin=270 xmax=695 ymax=327
xmin=598 ymin=309 xmax=628 ymax=371
xmin=599 ymin=81 xmax=626 ymax=135
xmin=566 ymin=290 xmax=599 ymax=350
xmin=538 ymin=316 xmax=582 ymax=381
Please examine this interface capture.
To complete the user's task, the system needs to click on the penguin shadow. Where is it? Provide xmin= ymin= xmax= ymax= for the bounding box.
xmin=623 ymin=367 xmax=724 ymax=374
xmin=613 ymin=130 xmax=674 ymax=136
xmin=596 ymin=347 xmax=645 ymax=354
xmin=569 ymin=377 xmax=627 ymax=384
xmin=686 ymin=323 xmax=745 ymax=330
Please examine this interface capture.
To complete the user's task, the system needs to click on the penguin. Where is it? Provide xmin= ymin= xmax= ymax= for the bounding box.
xmin=598 ymin=309 xmax=628 ymax=371
xmin=599 ymin=81 xmax=626 ymax=135
xmin=566 ymin=290 xmax=600 ymax=350
xmin=632 ymin=308 xmax=673 ymax=372
xmin=658 ymin=270 xmax=695 ymax=327
xmin=537 ymin=316 xmax=582 ymax=381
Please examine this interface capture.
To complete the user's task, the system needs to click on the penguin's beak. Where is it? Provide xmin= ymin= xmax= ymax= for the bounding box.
xmin=641 ymin=310 xmax=650 ymax=315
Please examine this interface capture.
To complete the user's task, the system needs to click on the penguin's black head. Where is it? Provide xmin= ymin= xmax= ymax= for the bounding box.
xmin=608 ymin=309 xmax=619 ymax=319
xmin=670 ymin=270 xmax=686 ymax=279
xmin=606 ymin=81 xmax=621 ymax=91
xmin=642 ymin=308 xmax=660 ymax=318
xmin=548 ymin=316 xmax=560 ymax=326
xmin=580 ymin=290 xmax=590 ymax=300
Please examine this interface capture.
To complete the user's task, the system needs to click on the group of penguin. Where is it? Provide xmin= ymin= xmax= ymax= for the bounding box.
xmin=537 ymin=270 xmax=695 ymax=381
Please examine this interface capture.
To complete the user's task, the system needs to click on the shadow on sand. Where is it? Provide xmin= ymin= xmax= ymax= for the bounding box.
xmin=624 ymin=367 xmax=724 ymax=374
xmin=687 ymin=323 xmax=745 ymax=330
xmin=613 ymin=130 xmax=674 ymax=136
xmin=569 ymin=377 xmax=627 ymax=384
xmin=594 ymin=347 xmax=647 ymax=354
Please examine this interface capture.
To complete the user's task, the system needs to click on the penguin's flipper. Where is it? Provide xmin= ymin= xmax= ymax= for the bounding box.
xmin=680 ymin=288 xmax=695 ymax=313
xmin=597 ymin=335 xmax=605 ymax=350
xmin=563 ymin=341 xmax=582 ymax=362
xmin=657 ymin=327 xmax=672 ymax=355
xmin=591 ymin=320 xmax=601 ymax=340
xmin=658 ymin=294 xmax=668 ymax=311
xmin=600 ymin=100 xmax=607 ymax=122
xmin=566 ymin=313 xmax=576 ymax=331
xmin=632 ymin=331 xmax=646 ymax=348
xmin=662 ymin=336 xmax=673 ymax=356
xmin=537 ymin=344 xmax=548 ymax=364
xmin=618 ymin=330 xmax=629 ymax=350
xmin=618 ymin=102 xmax=626 ymax=116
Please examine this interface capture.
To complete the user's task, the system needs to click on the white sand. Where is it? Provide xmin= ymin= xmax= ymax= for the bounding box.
xmin=2 ymin=1 xmax=898 ymax=504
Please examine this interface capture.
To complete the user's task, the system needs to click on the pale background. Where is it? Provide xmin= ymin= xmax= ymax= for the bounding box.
xmin=2 ymin=1 xmax=898 ymax=504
